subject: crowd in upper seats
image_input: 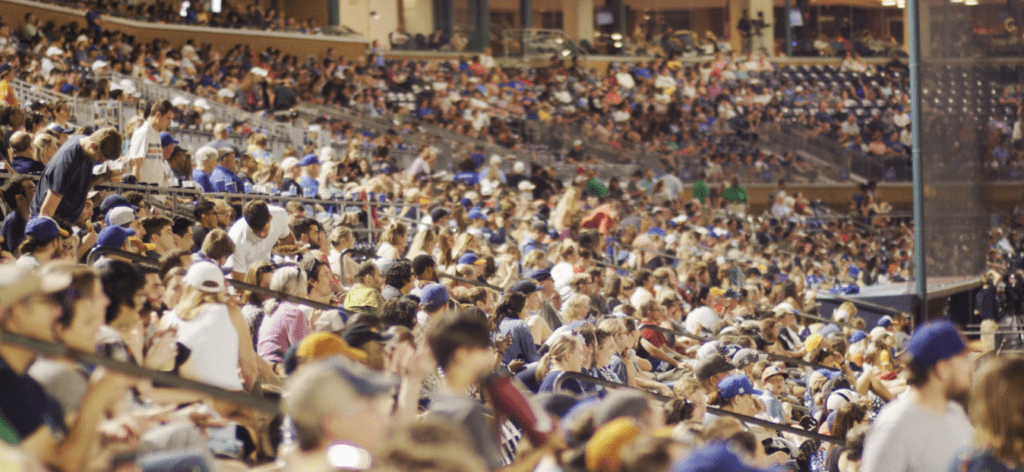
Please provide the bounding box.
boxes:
[3,8,1024,472]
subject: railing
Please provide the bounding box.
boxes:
[502,29,589,59]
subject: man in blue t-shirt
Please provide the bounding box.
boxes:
[31,128,121,226]
[297,154,321,198]
[209,148,245,193]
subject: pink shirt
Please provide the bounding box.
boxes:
[256,301,309,363]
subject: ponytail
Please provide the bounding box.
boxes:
[536,352,554,383]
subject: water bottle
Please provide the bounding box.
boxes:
[243,181,253,193]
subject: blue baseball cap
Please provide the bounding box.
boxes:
[526,268,551,282]
[467,208,487,220]
[99,195,137,215]
[903,320,969,369]
[459,198,472,209]
[818,324,841,338]
[877,316,893,328]
[717,374,763,400]
[457,253,481,265]
[648,227,666,238]
[60,83,79,94]
[97,225,135,249]
[420,283,449,309]
[25,217,69,243]
[511,280,538,295]
[297,153,320,167]
[671,442,770,472]
[159,132,178,148]
[848,330,867,344]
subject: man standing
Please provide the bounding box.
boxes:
[128,100,174,185]
[227,200,293,280]
[31,128,121,225]
[861,320,974,472]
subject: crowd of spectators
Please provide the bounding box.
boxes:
[3,6,1024,472]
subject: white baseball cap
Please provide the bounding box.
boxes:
[184,261,225,293]
[106,206,135,227]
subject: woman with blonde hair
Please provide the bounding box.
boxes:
[32,133,59,166]
[328,226,358,287]
[406,227,436,259]
[950,355,1024,472]
[551,186,582,232]
[377,222,408,260]
[536,334,587,394]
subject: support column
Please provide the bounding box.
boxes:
[469,0,490,51]
[520,0,532,29]
[562,0,594,41]
[606,0,625,42]
[728,0,776,55]
[434,0,454,39]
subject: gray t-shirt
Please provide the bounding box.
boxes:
[429,392,504,471]
[27,358,89,416]
[860,395,972,472]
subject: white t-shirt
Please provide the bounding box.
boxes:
[163,303,243,391]
[227,205,290,275]
[127,121,166,185]
[860,395,972,472]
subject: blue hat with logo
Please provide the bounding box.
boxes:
[457,253,481,265]
[848,330,867,344]
[297,154,320,167]
[903,319,968,369]
[160,132,178,148]
[526,268,551,282]
[671,442,771,472]
[97,225,135,249]
[717,374,763,400]
[420,283,449,309]
[877,316,893,328]
[25,217,69,243]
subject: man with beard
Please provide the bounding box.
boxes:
[292,218,325,251]
[861,320,974,472]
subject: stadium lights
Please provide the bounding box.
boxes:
[561,49,572,57]
[896,0,905,8]
[611,33,623,41]
[964,0,977,5]
[614,41,623,48]
[881,0,896,6]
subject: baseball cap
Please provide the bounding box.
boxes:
[420,283,449,309]
[429,207,450,223]
[60,84,79,94]
[91,59,109,72]
[457,253,482,265]
[284,357,399,431]
[518,180,536,192]
[718,374,764,400]
[526,268,551,282]
[106,206,136,227]
[341,322,394,349]
[96,225,135,248]
[510,280,538,295]
[25,217,69,243]
[585,418,641,472]
[100,195,138,214]
[877,316,893,328]
[760,365,789,383]
[848,330,867,344]
[694,354,735,382]
[298,154,320,167]
[0,64,12,76]
[468,208,487,220]
[825,388,861,412]
[47,123,70,135]
[0,265,72,312]
[902,319,969,370]
[593,389,649,427]
[529,220,547,232]
[697,341,723,360]
[183,261,225,293]
[160,132,178,148]
[296,332,368,363]
[513,162,526,173]
[280,157,299,172]
[671,442,770,472]
[731,348,766,370]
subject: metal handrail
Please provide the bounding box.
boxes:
[552,371,841,445]
[0,328,280,412]
[641,324,833,372]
